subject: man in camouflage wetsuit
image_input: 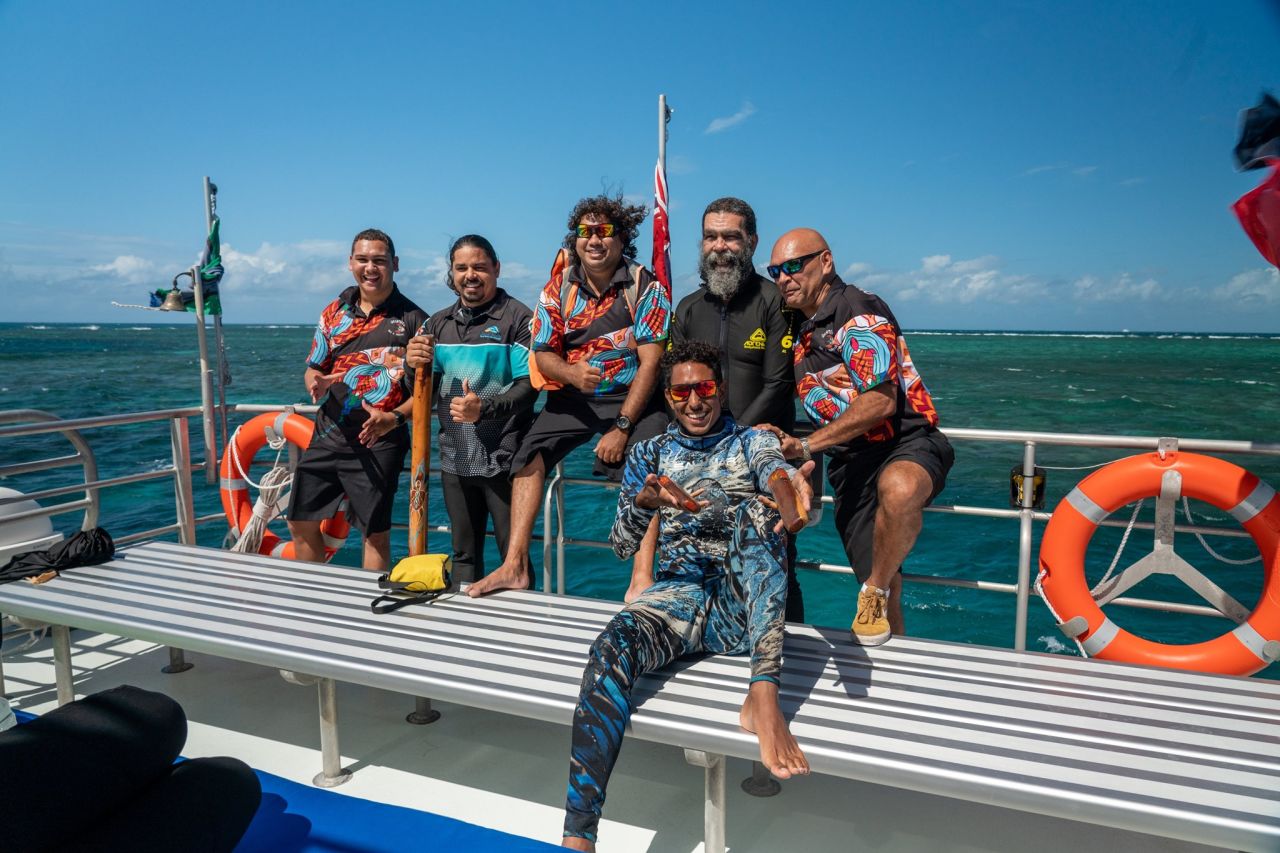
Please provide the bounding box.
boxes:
[561,340,814,851]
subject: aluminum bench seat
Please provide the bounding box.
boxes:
[0,540,1278,853]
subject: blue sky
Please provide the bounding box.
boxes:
[2,0,1278,331]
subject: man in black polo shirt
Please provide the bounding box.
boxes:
[405,235,537,587]
[668,197,807,619]
[763,227,953,646]
[287,228,427,571]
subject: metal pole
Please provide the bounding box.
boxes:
[704,753,726,853]
[1014,441,1037,651]
[542,468,558,594]
[52,625,74,705]
[192,263,217,486]
[555,464,567,595]
[163,415,195,674]
[204,178,230,452]
[313,677,352,787]
[658,94,669,174]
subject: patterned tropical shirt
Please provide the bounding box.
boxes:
[306,284,428,446]
[611,416,792,583]
[530,259,670,413]
[793,276,939,457]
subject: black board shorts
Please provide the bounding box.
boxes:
[827,427,954,582]
[511,392,668,482]
[290,436,409,536]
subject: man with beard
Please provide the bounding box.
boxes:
[661,198,806,618]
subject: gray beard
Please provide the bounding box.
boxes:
[700,248,754,301]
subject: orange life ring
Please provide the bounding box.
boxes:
[219,412,350,561]
[1037,451,1280,676]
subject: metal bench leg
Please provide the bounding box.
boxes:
[161,646,193,674]
[52,625,74,706]
[741,760,781,797]
[684,749,727,853]
[406,695,441,725]
[314,677,352,788]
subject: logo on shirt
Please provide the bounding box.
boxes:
[383,318,407,338]
[744,327,767,350]
[480,324,502,342]
[780,334,794,351]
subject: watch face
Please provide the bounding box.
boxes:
[616,415,633,431]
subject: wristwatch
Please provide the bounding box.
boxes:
[615,414,634,434]
[393,411,407,428]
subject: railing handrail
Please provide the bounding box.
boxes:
[4,404,1275,657]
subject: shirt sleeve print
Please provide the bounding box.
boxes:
[510,305,532,379]
[530,277,565,355]
[306,306,336,371]
[839,314,899,393]
[632,272,671,345]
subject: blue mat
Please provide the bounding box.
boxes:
[236,768,560,852]
[15,708,556,851]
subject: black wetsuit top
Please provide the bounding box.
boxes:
[672,272,797,431]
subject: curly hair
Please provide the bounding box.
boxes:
[661,339,723,389]
[562,193,648,266]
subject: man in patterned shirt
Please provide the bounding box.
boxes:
[404,235,536,587]
[761,228,954,646]
[561,340,813,851]
[468,194,671,597]
[287,229,427,571]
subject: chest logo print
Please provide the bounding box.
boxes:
[480,324,502,341]
[780,334,794,351]
[744,327,767,350]
[384,318,407,338]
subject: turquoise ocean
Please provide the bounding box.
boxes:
[2,322,1278,679]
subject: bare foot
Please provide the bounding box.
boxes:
[562,837,594,851]
[624,569,653,603]
[739,680,809,780]
[466,560,532,598]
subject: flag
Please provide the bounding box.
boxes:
[1233,161,1280,268]
[651,157,672,304]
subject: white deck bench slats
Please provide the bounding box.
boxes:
[0,540,1278,852]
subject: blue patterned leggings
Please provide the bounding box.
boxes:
[563,501,787,842]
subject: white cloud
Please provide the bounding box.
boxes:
[705,101,756,134]
[91,255,156,283]
[1073,165,1098,177]
[1073,273,1162,302]
[1213,267,1280,304]
[843,261,874,277]
[869,254,1050,304]
[1119,177,1148,187]
[1022,163,1066,176]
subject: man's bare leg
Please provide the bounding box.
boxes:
[362,530,391,572]
[865,460,933,635]
[561,837,593,851]
[468,456,544,597]
[624,516,659,603]
[739,680,809,780]
[286,520,325,563]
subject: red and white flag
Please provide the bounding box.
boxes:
[652,157,672,300]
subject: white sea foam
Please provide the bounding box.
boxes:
[1038,635,1070,654]
[27,325,49,330]
[80,325,100,331]
[130,326,152,331]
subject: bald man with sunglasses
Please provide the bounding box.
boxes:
[759,228,954,646]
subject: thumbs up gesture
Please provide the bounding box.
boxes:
[449,378,483,424]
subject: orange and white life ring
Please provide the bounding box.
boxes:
[219,412,349,561]
[1037,451,1280,676]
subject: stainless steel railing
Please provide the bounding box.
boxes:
[3,405,1278,654]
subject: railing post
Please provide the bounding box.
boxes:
[542,466,560,594]
[1014,440,1037,651]
[164,416,196,673]
[555,464,567,595]
[52,625,74,705]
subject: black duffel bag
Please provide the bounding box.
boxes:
[0,528,115,584]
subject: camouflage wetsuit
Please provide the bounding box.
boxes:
[563,416,794,842]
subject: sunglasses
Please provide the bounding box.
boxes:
[766,250,823,281]
[575,223,617,239]
[667,379,719,402]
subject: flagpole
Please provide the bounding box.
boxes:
[658,94,669,176]
[193,177,217,485]
[204,178,230,454]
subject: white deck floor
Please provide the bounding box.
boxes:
[1,626,1225,853]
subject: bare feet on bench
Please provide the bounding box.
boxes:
[562,837,594,851]
[466,561,532,597]
[739,680,809,780]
